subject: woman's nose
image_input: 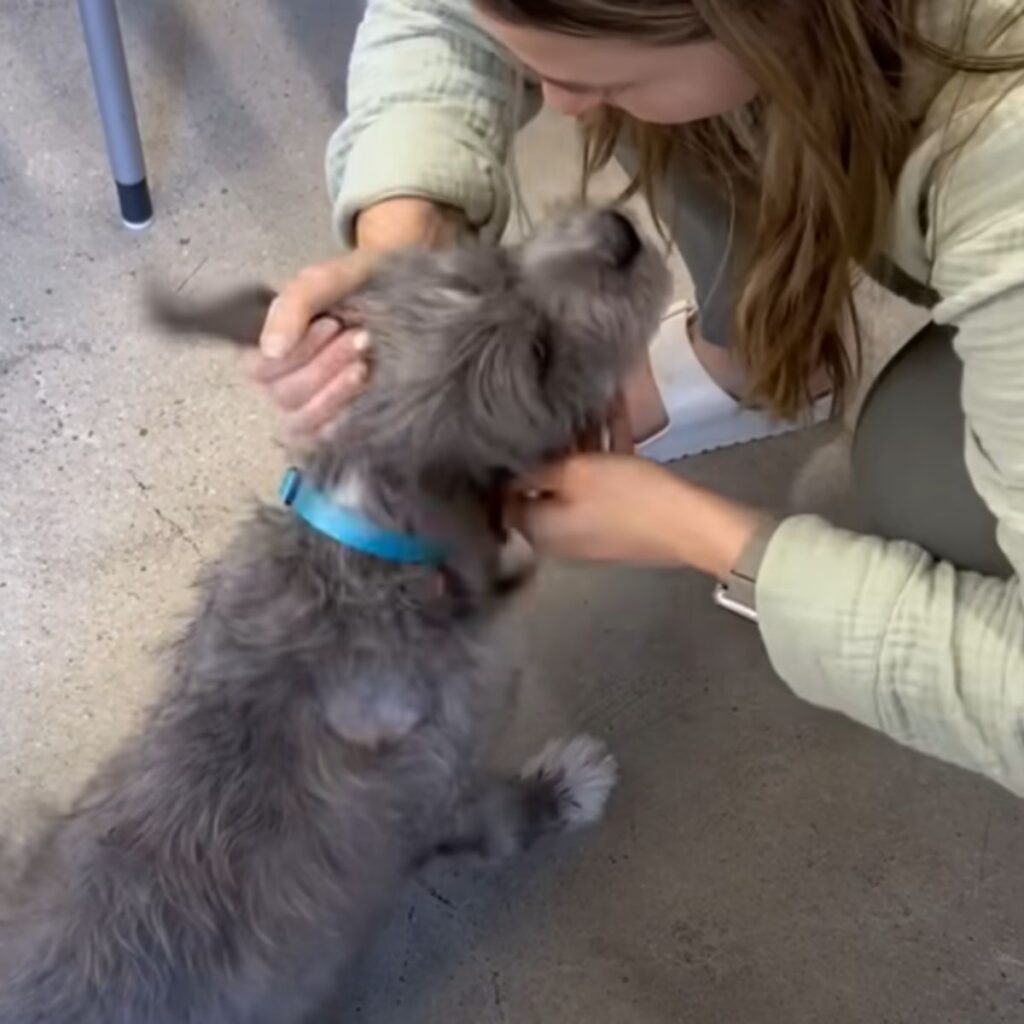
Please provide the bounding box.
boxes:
[540,80,603,118]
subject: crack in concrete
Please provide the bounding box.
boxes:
[491,971,507,1023]
[127,469,201,558]
[175,256,209,295]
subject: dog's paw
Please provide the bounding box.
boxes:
[520,734,618,829]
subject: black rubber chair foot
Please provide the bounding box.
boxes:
[116,178,153,230]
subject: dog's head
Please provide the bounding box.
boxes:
[336,207,670,485]
[148,208,670,571]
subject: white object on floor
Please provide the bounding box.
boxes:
[638,299,831,463]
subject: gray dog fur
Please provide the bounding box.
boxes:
[0,209,670,1023]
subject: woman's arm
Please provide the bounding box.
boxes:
[514,451,1024,796]
[521,98,1024,796]
[252,1,540,441]
[328,0,540,247]
[514,99,1024,795]
[758,100,1024,796]
[511,455,763,577]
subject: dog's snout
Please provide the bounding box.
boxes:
[603,210,642,267]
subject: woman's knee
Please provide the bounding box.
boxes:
[851,322,1012,578]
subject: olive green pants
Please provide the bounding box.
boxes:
[645,155,1012,578]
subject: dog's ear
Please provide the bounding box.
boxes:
[461,309,559,453]
[468,309,625,465]
[145,283,277,347]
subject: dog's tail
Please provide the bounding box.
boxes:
[145,283,276,348]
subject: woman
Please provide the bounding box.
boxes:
[252,0,1024,794]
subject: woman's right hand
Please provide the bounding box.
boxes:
[249,197,465,446]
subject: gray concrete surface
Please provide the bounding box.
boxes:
[1,2,1022,1021]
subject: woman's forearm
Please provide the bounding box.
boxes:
[512,454,765,575]
[660,480,765,579]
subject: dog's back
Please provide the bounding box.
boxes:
[0,509,502,1024]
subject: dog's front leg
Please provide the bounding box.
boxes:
[432,734,618,863]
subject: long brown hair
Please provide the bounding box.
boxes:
[479,0,1024,417]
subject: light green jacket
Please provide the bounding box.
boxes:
[329,0,1024,795]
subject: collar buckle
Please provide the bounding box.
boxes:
[279,466,302,507]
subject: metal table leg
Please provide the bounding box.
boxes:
[77,0,153,229]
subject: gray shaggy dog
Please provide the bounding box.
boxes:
[0,208,670,1023]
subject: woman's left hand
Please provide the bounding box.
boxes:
[507,453,764,578]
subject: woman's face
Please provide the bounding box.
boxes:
[474,8,759,123]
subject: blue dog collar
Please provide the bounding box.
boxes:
[279,467,446,566]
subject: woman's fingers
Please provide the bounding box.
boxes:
[244,249,383,447]
[259,251,377,358]
[265,327,366,412]
[245,317,346,385]
[506,453,704,567]
[244,320,370,445]
[281,356,369,443]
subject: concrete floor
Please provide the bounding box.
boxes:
[1,2,1022,1021]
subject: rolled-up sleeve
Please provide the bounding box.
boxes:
[327,0,538,246]
[754,104,1024,796]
